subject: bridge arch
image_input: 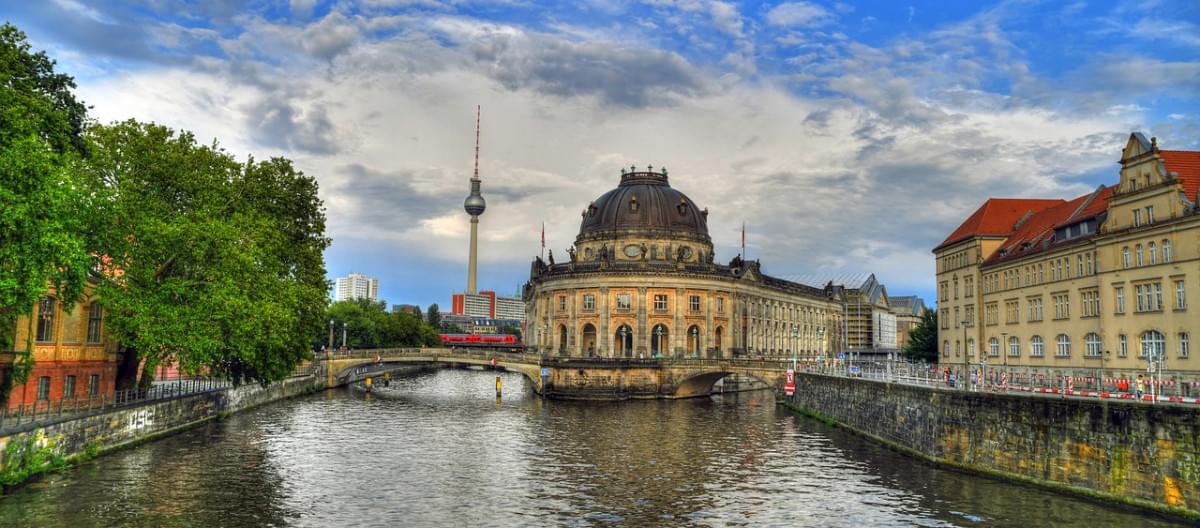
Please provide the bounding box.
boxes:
[673,369,782,399]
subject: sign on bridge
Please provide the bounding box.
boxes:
[785,369,795,396]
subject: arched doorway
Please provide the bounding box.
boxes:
[713,326,723,358]
[651,324,669,357]
[558,324,568,355]
[581,324,597,357]
[687,325,701,357]
[615,325,633,357]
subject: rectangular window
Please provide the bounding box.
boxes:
[941,308,949,329]
[689,295,701,313]
[940,282,948,301]
[64,375,76,399]
[1053,294,1070,319]
[1178,281,1187,310]
[654,294,668,311]
[36,376,51,401]
[1005,301,1018,324]
[1133,209,1142,227]
[583,294,595,311]
[616,294,631,311]
[1146,205,1155,224]
[1119,335,1128,357]
[1115,287,1125,314]
[86,302,103,343]
[1182,333,1190,358]
[558,296,566,311]
[88,374,100,396]
[716,298,725,313]
[1031,337,1044,357]
[36,297,56,343]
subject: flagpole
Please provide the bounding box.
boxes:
[741,221,746,259]
[541,222,545,261]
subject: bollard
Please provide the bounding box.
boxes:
[495,376,503,398]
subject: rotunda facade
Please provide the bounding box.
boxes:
[524,167,845,359]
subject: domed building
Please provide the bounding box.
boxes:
[524,166,846,359]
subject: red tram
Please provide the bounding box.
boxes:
[439,333,523,351]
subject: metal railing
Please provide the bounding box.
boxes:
[0,376,232,433]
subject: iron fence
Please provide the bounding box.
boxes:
[0,376,231,433]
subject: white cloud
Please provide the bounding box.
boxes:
[766,2,833,27]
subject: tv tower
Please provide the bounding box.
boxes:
[463,106,486,295]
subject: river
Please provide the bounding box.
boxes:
[0,368,1181,527]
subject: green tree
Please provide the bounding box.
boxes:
[425,304,441,330]
[903,308,938,363]
[0,24,92,397]
[83,120,330,388]
[326,299,439,349]
[498,323,522,343]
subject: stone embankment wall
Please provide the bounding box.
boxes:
[787,373,1200,519]
[0,375,325,486]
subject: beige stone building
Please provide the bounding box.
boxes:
[524,167,845,360]
[888,296,927,350]
[935,133,1199,388]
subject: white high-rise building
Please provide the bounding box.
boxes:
[334,273,379,302]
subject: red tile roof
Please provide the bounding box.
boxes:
[1161,150,1200,201]
[935,198,1064,252]
[983,186,1112,267]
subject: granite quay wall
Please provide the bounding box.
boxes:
[785,373,1200,519]
[0,374,325,489]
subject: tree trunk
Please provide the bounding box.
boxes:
[115,346,140,391]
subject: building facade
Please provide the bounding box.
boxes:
[2,283,120,410]
[888,295,927,350]
[450,290,526,322]
[935,133,1199,386]
[334,273,379,302]
[524,167,844,359]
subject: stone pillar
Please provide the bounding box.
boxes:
[705,292,715,357]
[637,287,647,355]
[599,287,610,356]
[568,288,578,357]
[674,287,685,357]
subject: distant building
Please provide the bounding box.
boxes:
[451,290,525,322]
[888,296,927,350]
[843,274,903,355]
[334,273,379,302]
[392,304,421,316]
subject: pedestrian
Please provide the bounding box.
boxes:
[1136,375,1145,399]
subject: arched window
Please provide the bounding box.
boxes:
[1056,334,1071,357]
[988,337,999,357]
[1008,336,1020,357]
[558,324,568,354]
[1030,335,1044,357]
[1085,333,1102,357]
[1122,247,1131,269]
[615,324,634,357]
[1141,330,1165,358]
[651,324,669,357]
[1163,239,1172,263]
[943,340,950,357]
[714,326,724,355]
[1149,242,1157,265]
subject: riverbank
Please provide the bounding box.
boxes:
[780,372,1200,522]
[0,374,326,491]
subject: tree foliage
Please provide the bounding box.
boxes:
[0,24,91,391]
[903,308,938,363]
[325,299,439,349]
[83,120,331,388]
[425,303,441,330]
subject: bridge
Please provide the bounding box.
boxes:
[322,348,791,400]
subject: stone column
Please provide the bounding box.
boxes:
[705,292,715,357]
[568,288,578,357]
[674,287,685,357]
[637,287,648,355]
[599,286,610,356]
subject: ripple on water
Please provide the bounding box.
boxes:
[0,369,1187,527]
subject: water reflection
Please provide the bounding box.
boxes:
[0,368,1182,527]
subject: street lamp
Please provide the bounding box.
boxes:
[691,326,700,358]
[791,324,799,372]
[654,326,664,358]
[619,326,628,358]
[961,319,970,390]
[817,326,826,372]
[328,319,335,353]
[342,321,348,349]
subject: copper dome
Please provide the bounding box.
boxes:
[576,167,710,245]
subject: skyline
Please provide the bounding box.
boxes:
[5,0,1198,309]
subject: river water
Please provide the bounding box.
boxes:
[0,368,1181,527]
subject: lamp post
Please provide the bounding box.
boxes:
[961,319,969,391]
[817,326,826,372]
[341,322,348,349]
[654,326,664,359]
[691,326,700,358]
[791,324,799,372]
[328,319,335,353]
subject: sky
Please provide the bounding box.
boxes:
[5,0,1198,310]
